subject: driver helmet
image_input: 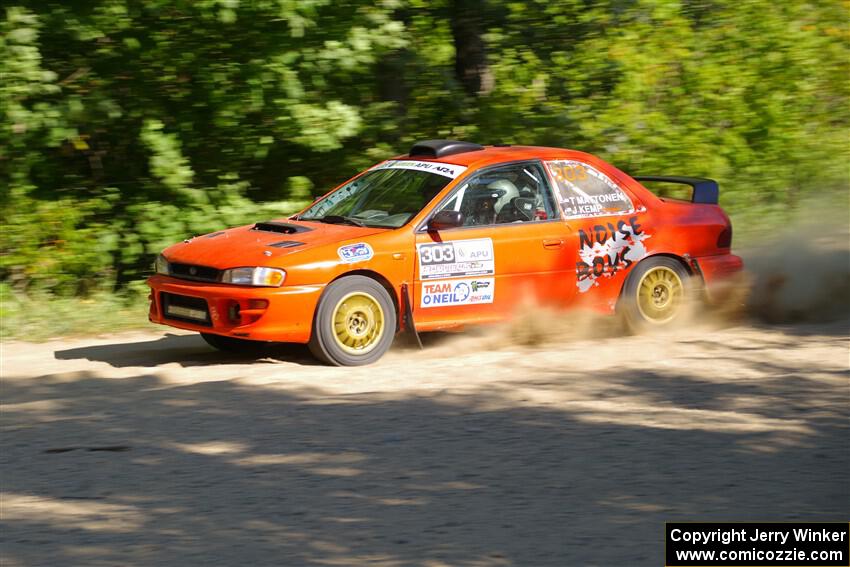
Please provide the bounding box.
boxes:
[487,179,519,213]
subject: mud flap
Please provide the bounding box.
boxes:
[684,254,707,300]
[401,283,423,350]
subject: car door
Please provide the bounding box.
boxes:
[543,159,648,303]
[412,161,576,330]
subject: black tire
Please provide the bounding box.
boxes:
[309,275,397,366]
[200,332,268,354]
[619,256,693,333]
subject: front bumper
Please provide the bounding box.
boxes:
[147,274,324,343]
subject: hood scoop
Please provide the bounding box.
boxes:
[252,221,313,234]
[268,240,305,249]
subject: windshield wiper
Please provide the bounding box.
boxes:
[318,215,367,227]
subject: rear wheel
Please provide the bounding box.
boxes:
[620,256,692,332]
[309,276,396,366]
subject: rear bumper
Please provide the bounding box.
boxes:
[694,253,745,301]
[147,275,324,343]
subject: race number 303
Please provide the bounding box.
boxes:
[417,238,495,280]
[419,243,455,265]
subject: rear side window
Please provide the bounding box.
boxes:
[545,160,633,218]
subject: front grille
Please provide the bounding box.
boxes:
[161,292,212,327]
[169,263,221,283]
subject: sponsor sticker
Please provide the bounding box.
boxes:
[420,278,494,308]
[417,238,494,280]
[545,160,634,218]
[371,160,467,179]
[576,215,650,293]
[338,242,374,263]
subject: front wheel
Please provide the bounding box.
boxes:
[619,256,693,332]
[309,275,397,366]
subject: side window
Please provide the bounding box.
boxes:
[545,161,634,218]
[435,162,559,227]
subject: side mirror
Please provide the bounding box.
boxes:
[428,210,463,231]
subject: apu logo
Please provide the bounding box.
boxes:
[338,242,374,263]
[465,249,490,260]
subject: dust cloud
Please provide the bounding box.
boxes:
[428,207,849,353]
[742,216,850,324]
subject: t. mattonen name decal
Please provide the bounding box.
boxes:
[576,216,651,293]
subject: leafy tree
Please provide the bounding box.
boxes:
[1,0,847,296]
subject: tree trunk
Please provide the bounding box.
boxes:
[449,0,493,96]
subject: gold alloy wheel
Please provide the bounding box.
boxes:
[636,266,684,324]
[331,292,385,355]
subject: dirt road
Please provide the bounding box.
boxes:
[1,319,848,566]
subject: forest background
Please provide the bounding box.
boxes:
[1,0,848,337]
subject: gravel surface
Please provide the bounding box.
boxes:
[1,320,848,566]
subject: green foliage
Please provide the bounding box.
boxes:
[1,183,310,295]
[479,0,850,214]
[0,282,152,341]
[140,119,195,193]
[1,0,848,308]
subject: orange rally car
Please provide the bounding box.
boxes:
[147,140,743,365]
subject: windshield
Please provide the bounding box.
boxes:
[297,166,456,228]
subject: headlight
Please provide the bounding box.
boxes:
[221,267,286,287]
[155,254,169,275]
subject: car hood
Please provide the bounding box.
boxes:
[162,219,387,269]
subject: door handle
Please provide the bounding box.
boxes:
[542,239,564,249]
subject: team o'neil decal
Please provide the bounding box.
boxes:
[417,238,494,280]
[421,278,494,308]
[338,242,374,263]
[577,216,650,293]
[371,160,467,179]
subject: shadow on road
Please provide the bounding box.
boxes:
[54,333,318,368]
[2,358,847,566]
[53,330,463,369]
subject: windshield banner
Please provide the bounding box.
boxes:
[371,160,467,179]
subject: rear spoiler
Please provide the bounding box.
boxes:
[632,176,719,205]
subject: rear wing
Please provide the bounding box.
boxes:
[632,176,719,205]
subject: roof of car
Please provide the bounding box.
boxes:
[392,143,593,169]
